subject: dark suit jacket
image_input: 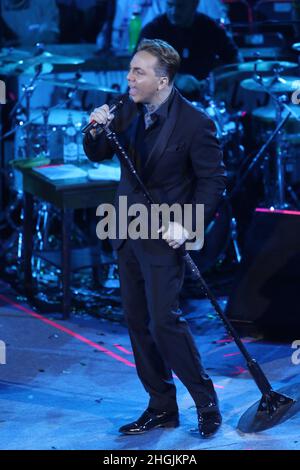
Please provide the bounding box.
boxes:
[84,88,226,259]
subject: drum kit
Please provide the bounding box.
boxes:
[193,55,300,272]
[0,45,119,166]
[0,45,120,274]
[238,67,300,209]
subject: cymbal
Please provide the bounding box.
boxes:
[240,76,300,93]
[214,61,298,81]
[0,48,31,61]
[252,104,300,139]
[30,51,84,65]
[1,61,53,75]
[40,76,118,93]
[0,47,84,65]
[0,47,84,75]
[252,104,300,122]
[292,42,300,52]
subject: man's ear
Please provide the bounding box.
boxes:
[158,76,169,89]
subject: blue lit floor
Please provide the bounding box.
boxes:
[0,279,299,450]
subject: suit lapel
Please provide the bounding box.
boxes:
[142,90,181,184]
[128,114,140,165]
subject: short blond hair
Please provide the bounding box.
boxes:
[137,39,181,83]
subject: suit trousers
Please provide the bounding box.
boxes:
[117,237,217,412]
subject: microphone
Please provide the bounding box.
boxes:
[82,94,127,135]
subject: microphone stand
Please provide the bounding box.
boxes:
[103,125,296,433]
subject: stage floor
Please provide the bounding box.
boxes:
[0,279,299,451]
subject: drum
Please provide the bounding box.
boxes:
[192,101,244,176]
[29,108,88,160]
[192,101,238,147]
[252,104,300,190]
[252,104,300,140]
[13,108,89,192]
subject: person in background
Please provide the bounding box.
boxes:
[293,0,300,41]
[199,0,228,21]
[57,0,116,47]
[137,0,240,98]
[111,0,229,52]
[1,0,59,46]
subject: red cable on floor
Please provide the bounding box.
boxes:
[0,294,225,389]
[0,294,136,368]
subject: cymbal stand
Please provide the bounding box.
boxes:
[32,202,50,279]
[40,107,50,157]
[26,68,49,158]
[8,65,43,158]
[0,100,5,220]
[251,67,300,208]
[274,95,288,208]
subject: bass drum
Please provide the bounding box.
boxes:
[192,100,237,147]
[30,108,88,160]
[190,199,232,273]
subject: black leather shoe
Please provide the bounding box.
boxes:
[119,408,179,435]
[197,403,222,438]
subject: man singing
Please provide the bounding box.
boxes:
[84,39,226,438]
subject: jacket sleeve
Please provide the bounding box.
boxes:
[190,116,227,228]
[83,97,136,163]
[83,128,115,163]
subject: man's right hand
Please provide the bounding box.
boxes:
[89,104,115,138]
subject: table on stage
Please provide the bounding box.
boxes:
[18,165,118,319]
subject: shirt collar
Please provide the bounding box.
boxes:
[147,87,175,120]
[136,87,175,119]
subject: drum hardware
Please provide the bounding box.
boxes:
[41,107,50,158]
[5,63,45,160]
[39,75,119,94]
[32,202,52,280]
[230,216,242,264]
[213,60,298,83]
[196,110,292,271]
[252,104,300,199]
[287,185,300,210]
[26,106,88,162]
[241,67,300,209]
[1,84,83,157]
[0,90,86,264]
[0,49,115,290]
[190,89,246,270]
[212,59,299,108]
[191,198,236,272]
[192,98,243,150]
[240,75,300,93]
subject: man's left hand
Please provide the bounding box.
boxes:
[158,222,189,249]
